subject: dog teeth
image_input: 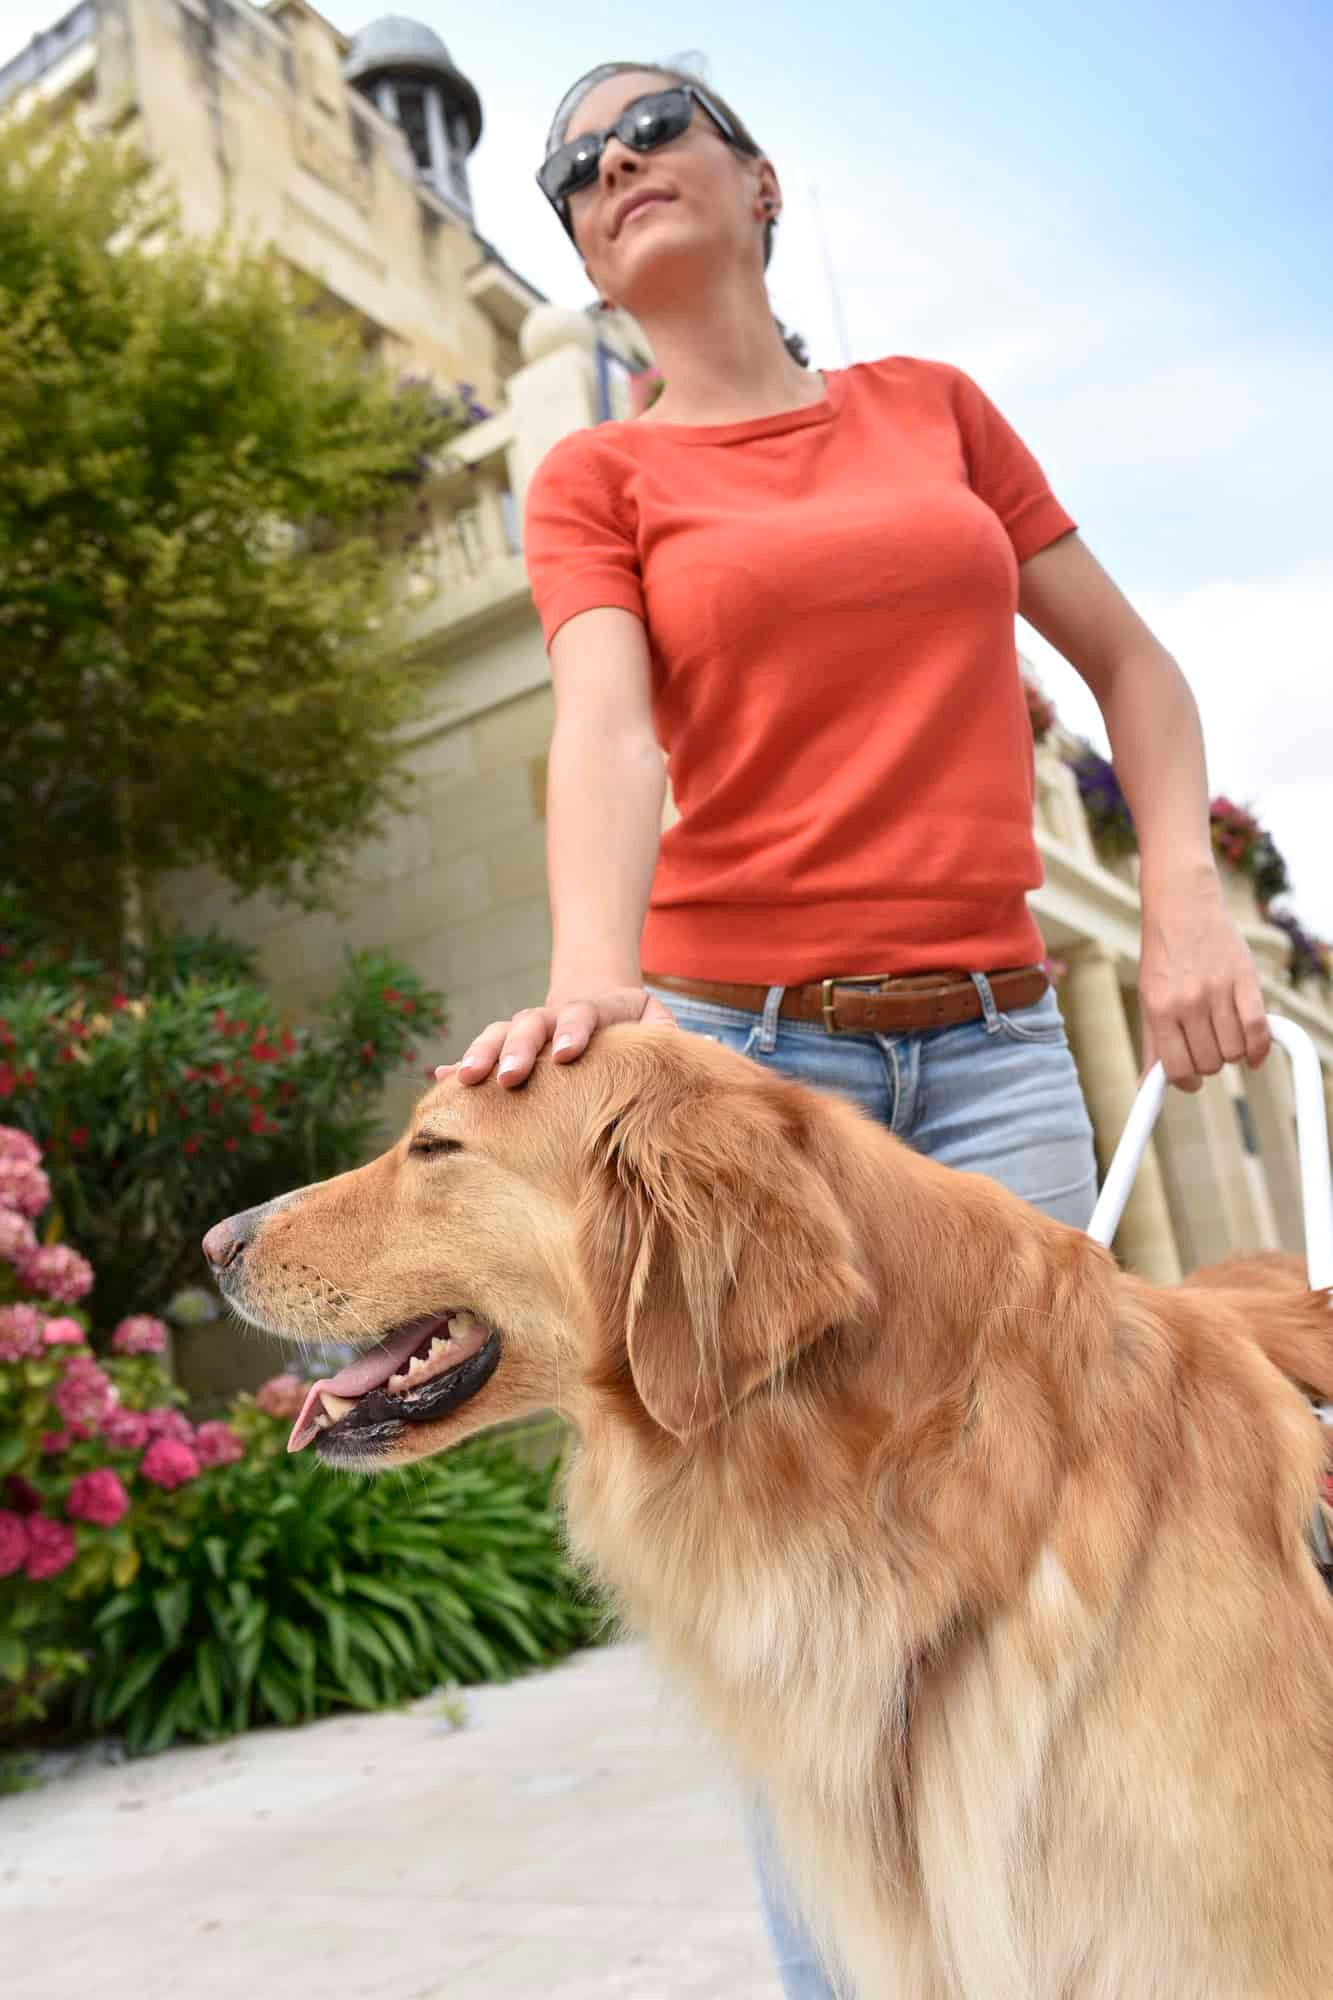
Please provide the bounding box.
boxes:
[319,1391,356,1423]
[451,1311,480,1336]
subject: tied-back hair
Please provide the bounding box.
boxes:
[546,60,810,368]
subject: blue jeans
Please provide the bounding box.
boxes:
[647,976,1098,2000]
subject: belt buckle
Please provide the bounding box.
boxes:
[820,973,893,1034]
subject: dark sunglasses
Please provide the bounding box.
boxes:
[537,85,757,228]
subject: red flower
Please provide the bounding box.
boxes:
[183,1135,203,1157]
[0,1066,14,1100]
[194,1421,244,1468]
[0,1512,27,1577]
[224,1137,239,1153]
[381,987,402,1003]
[24,1513,77,1580]
[359,1042,374,1065]
[140,1438,200,1490]
[401,999,417,1016]
[67,1468,131,1527]
[68,1126,88,1150]
[248,1110,266,1136]
[110,993,129,1011]
[281,1030,297,1055]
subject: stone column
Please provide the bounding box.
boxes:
[1244,1021,1308,1257]
[1060,942,1182,1281]
[1153,1069,1277,1270]
[505,308,603,507]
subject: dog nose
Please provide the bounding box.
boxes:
[202,1215,247,1273]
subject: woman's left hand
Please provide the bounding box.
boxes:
[1138,877,1270,1091]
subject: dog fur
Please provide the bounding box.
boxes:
[212,1026,1333,1997]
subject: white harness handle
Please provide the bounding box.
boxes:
[1085,1013,1333,1428]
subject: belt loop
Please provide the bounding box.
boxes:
[758,985,785,1054]
[970,971,1001,1033]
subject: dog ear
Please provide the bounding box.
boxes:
[577,1080,871,1442]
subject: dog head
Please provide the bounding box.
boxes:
[203,1025,876,1468]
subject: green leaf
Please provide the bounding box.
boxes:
[105,1647,168,1722]
[152,1580,192,1649]
[0,1634,29,1683]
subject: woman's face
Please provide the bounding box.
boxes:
[561,70,777,310]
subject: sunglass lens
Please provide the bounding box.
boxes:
[542,135,601,203]
[620,91,691,152]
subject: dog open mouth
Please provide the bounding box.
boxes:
[287,1311,501,1456]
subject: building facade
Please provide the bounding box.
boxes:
[5,6,1332,1319]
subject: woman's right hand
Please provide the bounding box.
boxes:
[439,984,676,1089]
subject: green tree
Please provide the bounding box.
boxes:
[0,111,463,961]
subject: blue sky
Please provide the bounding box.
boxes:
[5,0,1330,931]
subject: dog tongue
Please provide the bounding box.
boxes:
[287,1319,447,1454]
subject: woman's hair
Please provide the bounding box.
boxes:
[546,61,808,365]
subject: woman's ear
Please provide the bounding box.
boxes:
[577,1075,872,1442]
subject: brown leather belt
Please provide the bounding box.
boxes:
[643,965,1049,1036]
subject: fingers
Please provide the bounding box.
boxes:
[1143,973,1270,1094]
[641,994,677,1027]
[1235,975,1271,1069]
[445,1012,555,1090]
[550,1002,602,1063]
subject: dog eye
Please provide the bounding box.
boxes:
[410,1136,463,1158]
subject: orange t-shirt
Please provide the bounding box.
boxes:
[523,356,1075,984]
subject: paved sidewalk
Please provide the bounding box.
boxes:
[2,1642,778,1999]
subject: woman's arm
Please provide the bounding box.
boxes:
[450,607,673,1088]
[1018,533,1269,1091]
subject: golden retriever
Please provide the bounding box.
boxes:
[204,1025,1333,1998]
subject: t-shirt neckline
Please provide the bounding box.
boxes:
[625,369,844,445]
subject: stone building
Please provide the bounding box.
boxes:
[4,4,1332,1316]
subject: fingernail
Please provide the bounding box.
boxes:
[553,1035,574,1053]
[498,1058,520,1076]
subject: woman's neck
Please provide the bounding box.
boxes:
[632,272,825,427]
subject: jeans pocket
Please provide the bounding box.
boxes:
[993,992,1068,1046]
[646,989,762,1058]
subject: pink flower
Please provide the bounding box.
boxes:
[110,1314,169,1356]
[255,1373,305,1418]
[0,1156,50,1217]
[24,1513,78,1580]
[139,1438,200,1490]
[42,1316,86,1347]
[101,1408,151,1451]
[53,1355,117,1429]
[16,1242,94,1303]
[193,1421,244,1468]
[0,1208,37,1262]
[41,1430,73,1454]
[0,1126,41,1167]
[66,1468,131,1527]
[143,1407,193,1444]
[0,1303,44,1361]
[0,1511,27,1577]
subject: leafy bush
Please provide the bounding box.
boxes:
[1069,747,1138,863]
[1208,796,1291,908]
[75,1411,598,1755]
[2,1124,599,1753]
[0,894,445,1324]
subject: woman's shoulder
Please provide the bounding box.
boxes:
[531,422,641,488]
[842,353,977,401]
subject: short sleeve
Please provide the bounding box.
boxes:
[947,369,1076,563]
[522,431,646,647]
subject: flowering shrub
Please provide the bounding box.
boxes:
[70,1392,600,1755]
[1267,911,1332,991]
[1208,797,1290,908]
[2,1125,600,1752]
[1023,676,1056,744]
[0,897,446,1325]
[0,1123,224,1727]
[1069,748,1138,862]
